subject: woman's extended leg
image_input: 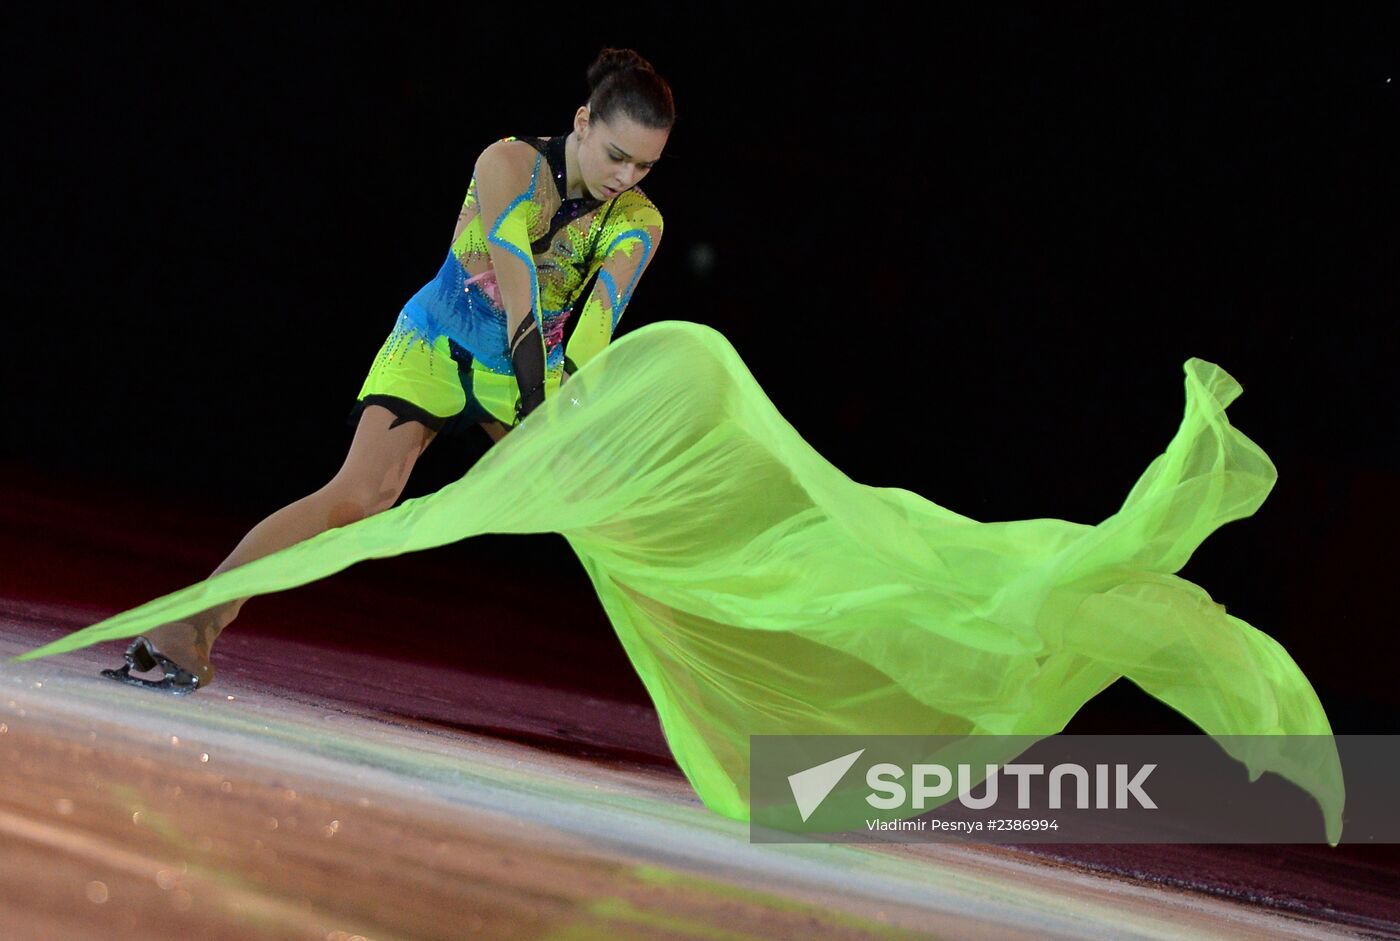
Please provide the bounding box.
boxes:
[115,404,437,692]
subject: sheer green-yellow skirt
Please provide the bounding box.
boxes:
[11,321,1344,843]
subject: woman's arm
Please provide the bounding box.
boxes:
[483,206,661,447]
[473,139,549,423]
[563,203,664,377]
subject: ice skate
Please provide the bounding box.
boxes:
[100,620,217,694]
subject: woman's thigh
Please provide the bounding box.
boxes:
[331,403,437,511]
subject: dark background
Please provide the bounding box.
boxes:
[5,4,1396,731]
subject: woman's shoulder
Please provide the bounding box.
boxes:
[475,136,546,173]
[611,186,663,230]
[483,133,543,150]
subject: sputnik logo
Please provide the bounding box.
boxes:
[787,748,865,821]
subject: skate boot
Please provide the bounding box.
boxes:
[101,620,218,694]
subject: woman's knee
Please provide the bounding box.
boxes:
[318,480,399,524]
[325,493,375,527]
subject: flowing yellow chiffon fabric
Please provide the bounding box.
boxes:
[11,321,1344,843]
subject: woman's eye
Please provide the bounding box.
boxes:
[609,154,654,170]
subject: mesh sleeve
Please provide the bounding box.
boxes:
[564,205,664,375]
[474,140,548,423]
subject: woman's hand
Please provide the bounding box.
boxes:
[483,373,567,444]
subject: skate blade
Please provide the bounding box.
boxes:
[100,638,201,695]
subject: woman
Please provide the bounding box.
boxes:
[101,47,672,694]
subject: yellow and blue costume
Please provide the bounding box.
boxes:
[348,133,663,433]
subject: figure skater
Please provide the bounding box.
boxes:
[101,46,673,694]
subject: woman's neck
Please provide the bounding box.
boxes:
[563,131,590,200]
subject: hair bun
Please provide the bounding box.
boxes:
[587,47,653,93]
[583,47,676,130]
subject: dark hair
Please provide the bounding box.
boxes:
[586,47,676,130]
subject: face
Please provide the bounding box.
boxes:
[575,107,669,200]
